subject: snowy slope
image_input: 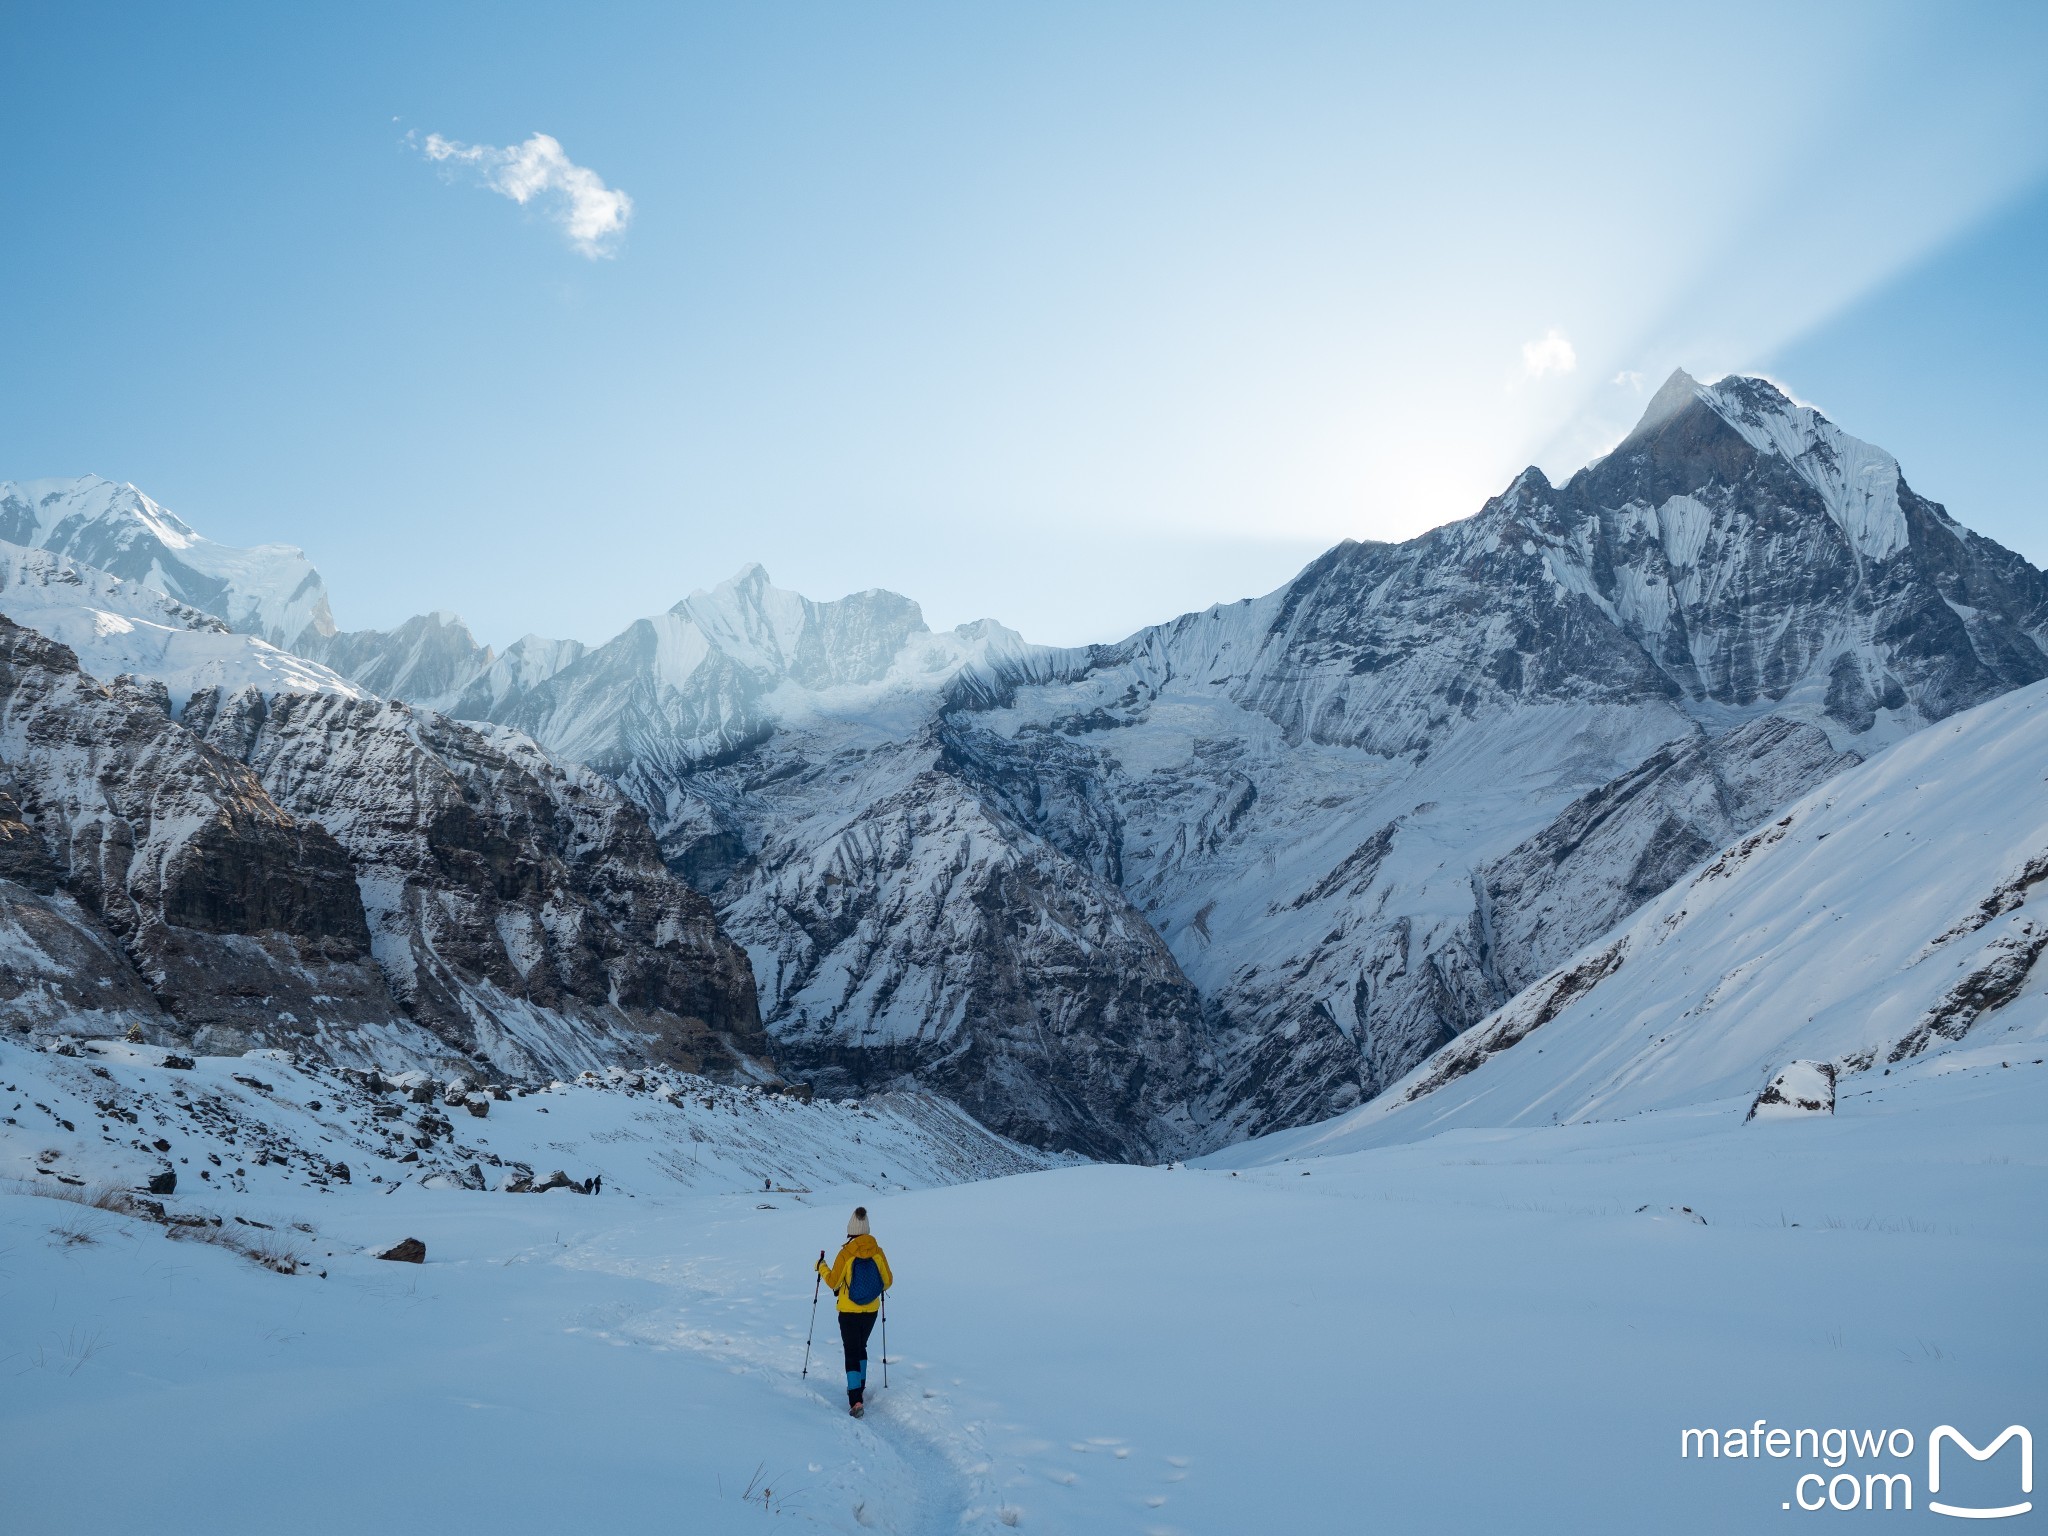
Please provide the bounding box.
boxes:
[1232,676,2048,1161]
[0,476,335,648]
[0,539,363,709]
[0,1036,1049,1208]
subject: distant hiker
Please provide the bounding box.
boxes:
[591,1173,602,1195]
[817,1207,892,1417]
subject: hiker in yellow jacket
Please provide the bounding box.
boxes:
[817,1206,893,1417]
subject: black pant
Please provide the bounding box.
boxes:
[838,1309,878,1403]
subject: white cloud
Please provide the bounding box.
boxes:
[1520,328,1577,379]
[1613,369,1644,389]
[417,132,633,258]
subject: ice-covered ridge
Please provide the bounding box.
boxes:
[1684,373,1911,563]
[0,539,364,710]
[0,474,335,647]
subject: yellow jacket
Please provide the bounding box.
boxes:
[818,1235,893,1313]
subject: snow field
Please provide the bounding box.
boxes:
[3,1036,2043,1534]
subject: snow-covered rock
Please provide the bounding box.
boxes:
[0,614,400,1055]
[1747,1060,1837,1122]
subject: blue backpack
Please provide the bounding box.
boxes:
[847,1254,884,1306]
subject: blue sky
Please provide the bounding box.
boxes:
[3,2,2044,647]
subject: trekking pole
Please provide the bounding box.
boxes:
[879,1289,889,1390]
[800,1249,824,1379]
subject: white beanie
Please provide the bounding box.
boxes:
[847,1206,870,1237]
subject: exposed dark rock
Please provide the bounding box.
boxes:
[188,689,768,1080]
[375,1237,426,1263]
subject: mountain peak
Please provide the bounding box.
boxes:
[1619,367,1703,447]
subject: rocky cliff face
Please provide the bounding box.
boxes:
[186,688,767,1080]
[0,615,394,1055]
[1478,714,1859,997]
[0,614,766,1082]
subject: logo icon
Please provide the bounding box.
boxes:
[1929,1425,2032,1520]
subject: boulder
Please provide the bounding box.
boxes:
[463,1095,489,1118]
[146,1167,177,1195]
[533,1169,576,1193]
[162,1054,195,1071]
[1746,1060,1837,1122]
[376,1237,427,1264]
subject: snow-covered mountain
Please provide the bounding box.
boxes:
[0,476,335,648]
[378,369,2044,1155]
[1236,672,2048,1160]
[945,370,2041,1137]
[491,564,1041,771]
[0,539,362,707]
[17,369,2045,1158]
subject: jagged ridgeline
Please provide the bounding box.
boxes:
[3,370,2045,1157]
